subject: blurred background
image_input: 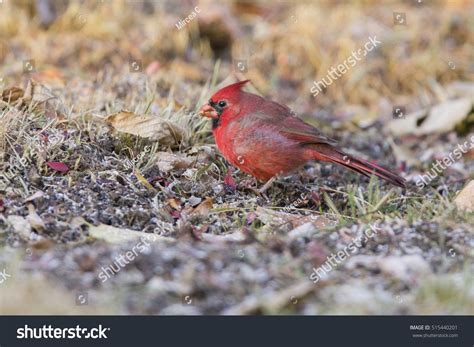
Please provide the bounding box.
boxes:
[0,0,473,315]
[1,0,472,113]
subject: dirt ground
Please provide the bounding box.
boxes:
[0,0,473,315]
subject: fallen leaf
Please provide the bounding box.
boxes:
[224,168,237,192]
[386,98,472,136]
[171,210,181,219]
[167,198,181,210]
[88,224,174,244]
[29,238,54,251]
[46,161,69,173]
[191,197,213,217]
[385,109,428,136]
[1,87,24,104]
[105,111,185,146]
[418,98,472,134]
[155,152,192,173]
[454,180,474,212]
[26,207,46,233]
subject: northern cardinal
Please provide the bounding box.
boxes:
[199,80,405,190]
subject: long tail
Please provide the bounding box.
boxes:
[312,145,406,188]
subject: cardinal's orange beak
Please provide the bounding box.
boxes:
[199,104,219,119]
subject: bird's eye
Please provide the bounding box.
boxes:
[218,100,227,108]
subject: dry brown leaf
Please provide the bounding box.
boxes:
[167,198,181,210]
[191,197,213,217]
[386,98,472,136]
[26,203,46,233]
[454,180,474,213]
[1,81,56,109]
[155,152,193,173]
[105,111,185,146]
[1,86,24,104]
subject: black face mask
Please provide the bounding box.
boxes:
[208,99,225,129]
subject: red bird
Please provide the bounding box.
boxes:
[199,80,405,190]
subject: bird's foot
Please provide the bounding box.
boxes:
[241,177,276,201]
[251,177,277,200]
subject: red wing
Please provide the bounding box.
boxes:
[256,99,338,146]
[278,116,338,146]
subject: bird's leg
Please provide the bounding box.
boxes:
[258,176,277,194]
[243,176,278,199]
